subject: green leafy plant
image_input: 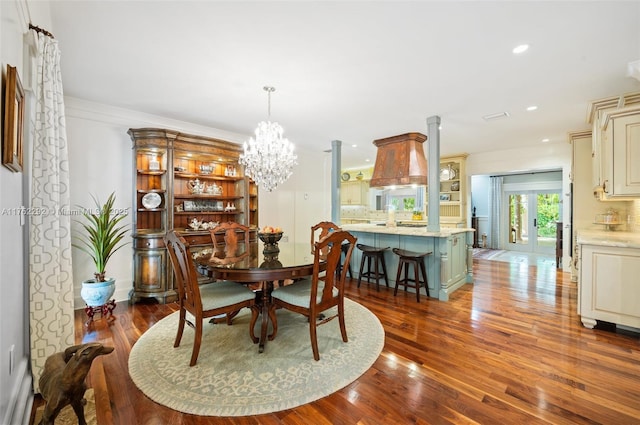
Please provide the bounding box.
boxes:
[73,192,129,282]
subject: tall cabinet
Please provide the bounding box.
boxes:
[129,128,258,303]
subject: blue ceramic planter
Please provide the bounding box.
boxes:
[81,278,116,307]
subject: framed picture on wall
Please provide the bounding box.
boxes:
[3,65,24,172]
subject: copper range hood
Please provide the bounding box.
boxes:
[369,132,428,188]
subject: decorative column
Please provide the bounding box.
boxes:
[331,140,341,224]
[426,116,441,232]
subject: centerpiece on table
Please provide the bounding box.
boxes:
[258,225,283,255]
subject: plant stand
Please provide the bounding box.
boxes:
[84,299,116,327]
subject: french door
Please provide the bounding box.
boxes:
[506,190,561,254]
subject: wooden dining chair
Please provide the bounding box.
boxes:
[269,230,357,361]
[310,221,340,256]
[165,230,258,366]
[209,221,251,263]
[310,221,352,279]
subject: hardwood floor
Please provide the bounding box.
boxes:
[34,258,640,424]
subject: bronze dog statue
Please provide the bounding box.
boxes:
[38,342,114,425]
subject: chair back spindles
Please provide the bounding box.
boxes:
[209,222,251,262]
[310,221,341,256]
[165,231,202,311]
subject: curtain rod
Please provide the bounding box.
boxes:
[29,23,54,39]
[490,169,561,178]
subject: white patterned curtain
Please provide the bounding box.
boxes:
[29,32,74,393]
[489,176,503,249]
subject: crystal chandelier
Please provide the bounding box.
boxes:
[239,86,297,192]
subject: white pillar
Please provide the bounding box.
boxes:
[331,140,342,223]
[427,116,441,232]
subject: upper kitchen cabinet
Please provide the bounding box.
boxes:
[601,105,640,197]
[588,92,640,199]
[341,178,369,205]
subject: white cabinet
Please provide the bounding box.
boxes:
[341,180,369,205]
[588,97,619,191]
[579,243,640,329]
[601,106,640,197]
[588,92,640,199]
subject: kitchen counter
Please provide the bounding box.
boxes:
[341,223,474,301]
[576,229,640,249]
[341,223,473,237]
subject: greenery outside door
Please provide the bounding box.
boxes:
[506,190,560,254]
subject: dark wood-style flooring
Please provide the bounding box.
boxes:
[32,258,640,424]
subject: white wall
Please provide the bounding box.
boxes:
[258,146,333,246]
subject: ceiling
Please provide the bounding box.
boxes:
[47,1,640,170]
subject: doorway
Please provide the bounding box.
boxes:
[506,190,561,255]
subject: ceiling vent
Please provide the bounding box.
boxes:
[482,111,510,121]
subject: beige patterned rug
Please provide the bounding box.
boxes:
[128,298,384,416]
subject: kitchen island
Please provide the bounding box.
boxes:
[577,229,640,330]
[340,223,474,301]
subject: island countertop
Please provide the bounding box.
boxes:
[340,223,474,237]
[576,229,640,249]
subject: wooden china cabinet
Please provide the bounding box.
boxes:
[129,128,258,303]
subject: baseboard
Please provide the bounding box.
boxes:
[2,358,33,425]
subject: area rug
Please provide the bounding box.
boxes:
[128,298,384,416]
[34,389,96,425]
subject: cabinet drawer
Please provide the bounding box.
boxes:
[180,233,212,246]
[134,237,165,249]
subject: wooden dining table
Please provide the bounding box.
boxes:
[194,241,326,353]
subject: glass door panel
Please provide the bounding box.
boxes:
[507,190,560,254]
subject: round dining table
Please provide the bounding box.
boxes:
[195,241,327,353]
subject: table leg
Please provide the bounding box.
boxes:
[258,281,271,353]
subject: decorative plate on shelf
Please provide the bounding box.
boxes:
[341,172,351,182]
[141,192,162,209]
[439,166,456,181]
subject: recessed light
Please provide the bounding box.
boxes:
[352,144,357,148]
[513,44,529,54]
[365,159,370,162]
[541,138,550,143]
[526,106,538,111]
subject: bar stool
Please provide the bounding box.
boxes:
[356,244,389,291]
[392,248,432,302]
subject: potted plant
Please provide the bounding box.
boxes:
[73,192,129,307]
